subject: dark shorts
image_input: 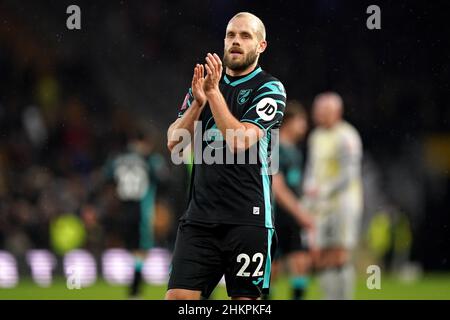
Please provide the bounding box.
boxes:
[274,218,308,259]
[120,201,142,250]
[168,221,277,298]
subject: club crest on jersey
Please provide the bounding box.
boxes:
[237,89,252,105]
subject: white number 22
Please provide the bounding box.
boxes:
[236,253,264,277]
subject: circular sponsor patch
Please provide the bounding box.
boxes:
[256,98,277,121]
[204,116,225,150]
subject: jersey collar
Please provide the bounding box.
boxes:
[223,65,262,87]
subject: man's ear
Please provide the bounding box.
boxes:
[258,40,267,54]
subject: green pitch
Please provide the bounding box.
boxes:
[1,274,449,300]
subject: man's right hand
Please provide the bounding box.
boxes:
[192,64,206,107]
[167,64,207,153]
[296,208,315,231]
[295,206,319,255]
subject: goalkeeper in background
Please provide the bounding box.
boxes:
[303,92,363,300]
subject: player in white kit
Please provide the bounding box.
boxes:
[302,92,363,300]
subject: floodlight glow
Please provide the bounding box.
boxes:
[102,249,134,285]
[26,249,56,287]
[63,249,97,287]
[0,251,18,288]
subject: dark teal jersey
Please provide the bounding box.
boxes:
[104,151,167,249]
[177,66,287,228]
[104,151,166,203]
[278,143,303,196]
[274,142,303,224]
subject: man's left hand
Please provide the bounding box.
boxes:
[203,53,223,94]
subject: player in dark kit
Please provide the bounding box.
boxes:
[104,131,167,298]
[166,12,286,300]
[270,101,315,300]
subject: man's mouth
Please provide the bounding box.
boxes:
[229,48,243,55]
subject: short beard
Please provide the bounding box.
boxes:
[223,49,259,72]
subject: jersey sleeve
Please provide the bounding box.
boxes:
[102,157,115,181]
[302,133,316,192]
[240,80,287,130]
[177,88,195,118]
[148,153,171,198]
[320,130,363,198]
[277,146,288,176]
[339,130,363,162]
[148,153,169,184]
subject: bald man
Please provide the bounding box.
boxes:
[166,12,286,300]
[302,92,363,300]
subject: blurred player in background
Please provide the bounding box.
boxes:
[303,92,363,300]
[270,101,314,300]
[103,130,168,299]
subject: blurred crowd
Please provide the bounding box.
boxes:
[0,31,189,257]
[0,60,187,258]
